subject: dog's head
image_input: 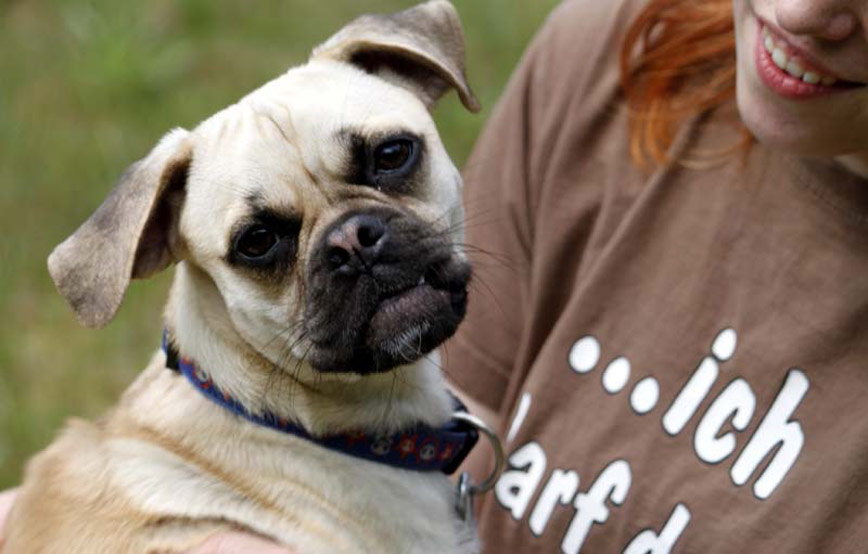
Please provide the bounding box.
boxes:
[48,1,479,375]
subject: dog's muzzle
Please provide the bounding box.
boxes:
[304,208,470,374]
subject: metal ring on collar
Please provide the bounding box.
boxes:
[451,411,505,495]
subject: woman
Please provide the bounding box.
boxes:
[3,1,866,553]
[448,0,868,552]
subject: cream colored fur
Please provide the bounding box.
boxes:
[3,2,480,552]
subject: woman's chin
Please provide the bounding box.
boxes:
[736,81,858,158]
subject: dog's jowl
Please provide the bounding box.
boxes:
[3,2,485,553]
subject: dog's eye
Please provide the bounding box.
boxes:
[235,226,279,259]
[373,139,415,174]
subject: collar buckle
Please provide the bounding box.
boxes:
[451,411,505,521]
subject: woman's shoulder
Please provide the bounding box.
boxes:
[547,0,647,35]
[515,0,647,132]
[529,0,647,78]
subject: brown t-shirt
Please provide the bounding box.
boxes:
[446,0,868,552]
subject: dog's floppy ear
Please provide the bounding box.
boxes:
[312,0,480,112]
[48,128,192,328]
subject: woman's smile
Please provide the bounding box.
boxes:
[755,21,866,98]
[734,0,868,167]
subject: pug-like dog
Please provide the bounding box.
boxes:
[2,2,485,553]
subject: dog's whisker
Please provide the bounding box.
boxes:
[280,330,312,407]
[260,326,301,412]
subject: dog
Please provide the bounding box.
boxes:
[2,2,485,552]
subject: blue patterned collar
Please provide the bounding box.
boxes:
[162,331,478,474]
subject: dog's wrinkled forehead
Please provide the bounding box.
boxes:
[47,1,477,329]
[184,60,447,253]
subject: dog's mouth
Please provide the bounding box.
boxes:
[303,213,471,375]
[365,263,469,356]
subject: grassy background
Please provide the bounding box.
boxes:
[0,0,558,488]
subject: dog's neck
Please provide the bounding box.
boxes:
[163,262,455,436]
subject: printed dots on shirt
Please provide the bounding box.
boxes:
[568,336,601,373]
[630,377,660,414]
[496,326,812,554]
[567,337,661,415]
[562,327,809,500]
[602,357,630,394]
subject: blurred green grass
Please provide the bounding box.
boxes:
[0,0,558,487]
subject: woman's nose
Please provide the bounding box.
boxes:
[775,0,860,41]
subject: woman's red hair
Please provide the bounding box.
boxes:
[620,0,749,168]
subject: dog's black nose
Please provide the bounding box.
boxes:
[324,214,388,274]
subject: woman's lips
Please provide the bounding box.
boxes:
[754,22,864,99]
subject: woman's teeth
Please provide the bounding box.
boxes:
[762,27,837,86]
